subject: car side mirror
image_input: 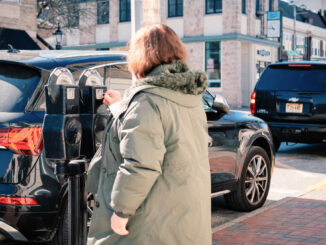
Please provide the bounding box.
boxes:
[212,94,230,114]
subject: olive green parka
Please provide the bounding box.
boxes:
[87,60,212,245]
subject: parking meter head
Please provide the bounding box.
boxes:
[43,115,82,160]
[78,69,107,158]
[45,68,79,114]
[43,68,82,160]
[78,69,106,114]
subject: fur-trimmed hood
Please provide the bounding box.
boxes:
[121,60,208,108]
[132,59,208,95]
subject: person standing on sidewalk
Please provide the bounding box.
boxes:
[87,23,212,245]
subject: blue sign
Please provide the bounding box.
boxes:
[267,11,281,20]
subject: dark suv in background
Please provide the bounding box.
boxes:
[251,61,326,151]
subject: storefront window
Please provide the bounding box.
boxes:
[206,0,222,14]
[205,41,221,88]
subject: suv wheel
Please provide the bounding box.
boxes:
[225,146,271,212]
[49,204,68,245]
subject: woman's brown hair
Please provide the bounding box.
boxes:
[127,24,187,78]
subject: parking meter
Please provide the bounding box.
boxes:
[43,68,82,160]
[78,69,108,159]
[42,68,85,245]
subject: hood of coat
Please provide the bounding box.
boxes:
[127,59,208,107]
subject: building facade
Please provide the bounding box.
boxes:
[0,0,37,41]
[41,0,326,107]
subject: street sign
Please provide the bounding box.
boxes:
[267,11,281,38]
[267,11,281,20]
[296,44,307,48]
[287,50,302,56]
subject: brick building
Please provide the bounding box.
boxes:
[37,0,326,107]
[0,0,38,44]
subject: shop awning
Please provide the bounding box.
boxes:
[0,27,40,50]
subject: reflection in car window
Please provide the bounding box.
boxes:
[202,91,213,110]
[104,64,132,95]
[0,63,40,112]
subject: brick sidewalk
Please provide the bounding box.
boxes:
[212,184,326,245]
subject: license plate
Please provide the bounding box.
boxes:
[286,103,303,113]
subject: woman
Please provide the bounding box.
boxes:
[87,24,211,245]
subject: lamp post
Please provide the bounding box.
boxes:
[53,23,63,50]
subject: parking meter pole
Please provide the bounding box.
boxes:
[57,160,86,245]
[68,174,79,245]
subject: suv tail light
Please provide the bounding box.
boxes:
[0,196,39,205]
[0,127,43,155]
[250,91,256,114]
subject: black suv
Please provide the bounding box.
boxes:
[251,61,326,151]
[0,50,129,244]
[0,50,274,243]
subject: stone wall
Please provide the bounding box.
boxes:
[184,42,204,72]
[223,0,241,34]
[110,0,119,42]
[142,0,161,26]
[247,0,256,36]
[0,0,37,39]
[221,40,242,107]
[79,2,97,45]
[184,0,204,37]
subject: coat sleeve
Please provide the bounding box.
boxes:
[110,97,166,217]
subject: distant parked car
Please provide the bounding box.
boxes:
[251,61,326,151]
[0,50,275,244]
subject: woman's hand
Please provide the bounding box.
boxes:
[111,213,129,236]
[103,90,121,106]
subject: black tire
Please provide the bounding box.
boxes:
[273,137,281,152]
[224,146,271,212]
[49,191,87,245]
[49,204,68,245]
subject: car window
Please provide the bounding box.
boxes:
[202,91,213,110]
[0,63,41,112]
[34,63,132,111]
[104,64,132,95]
[257,65,326,92]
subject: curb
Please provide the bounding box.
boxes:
[212,181,326,234]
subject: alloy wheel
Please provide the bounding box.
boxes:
[244,155,269,206]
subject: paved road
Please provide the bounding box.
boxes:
[211,142,326,229]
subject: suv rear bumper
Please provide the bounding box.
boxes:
[268,122,326,143]
[0,219,28,241]
[0,211,59,242]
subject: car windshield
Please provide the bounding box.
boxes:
[0,63,40,112]
[258,65,326,92]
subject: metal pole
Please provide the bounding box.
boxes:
[293,6,296,51]
[68,174,80,245]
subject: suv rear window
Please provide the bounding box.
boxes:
[0,63,40,112]
[257,65,326,92]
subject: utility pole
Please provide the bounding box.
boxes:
[131,0,142,38]
[293,5,296,51]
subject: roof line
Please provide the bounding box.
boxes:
[62,33,280,50]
